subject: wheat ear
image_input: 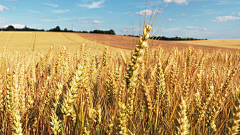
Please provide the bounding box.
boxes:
[177,97,190,135]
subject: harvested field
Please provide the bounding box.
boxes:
[76,33,239,51]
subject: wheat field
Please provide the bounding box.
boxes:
[0,31,130,54]
[174,39,240,49]
[0,24,240,135]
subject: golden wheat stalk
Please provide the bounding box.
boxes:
[61,64,84,116]
[177,97,190,135]
[229,96,240,134]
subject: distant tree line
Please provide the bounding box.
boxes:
[1,25,74,32]
[150,36,207,41]
[1,25,45,31]
[123,35,207,41]
[48,26,73,32]
[88,29,115,35]
[2,25,204,40]
[48,26,116,35]
[1,25,116,35]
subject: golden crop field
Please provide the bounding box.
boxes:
[0,24,240,135]
[0,31,130,54]
[0,3,240,134]
[174,39,240,49]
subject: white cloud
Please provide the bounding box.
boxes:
[82,20,89,23]
[0,5,9,11]
[78,0,105,9]
[4,24,25,28]
[42,3,58,7]
[203,28,208,31]
[238,12,240,16]
[53,9,69,13]
[167,18,176,21]
[185,26,200,30]
[230,12,235,15]
[81,20,104,24]
[13,7,16,10]
[181,13,186,16]
[92,20,104,24]
[136,9,161,16]
[185,26,208,31]
[136,9,153,16]
[211,15,240,22]
[164,0,189,5]
[0,20,5,23]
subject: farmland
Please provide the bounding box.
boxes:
[0,30,239,135]
[77,32,240,51]
[174,39,240,49]
[0,31,129,54]
[1,31,239,52]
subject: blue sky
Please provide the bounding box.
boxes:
[0,0,240,39]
